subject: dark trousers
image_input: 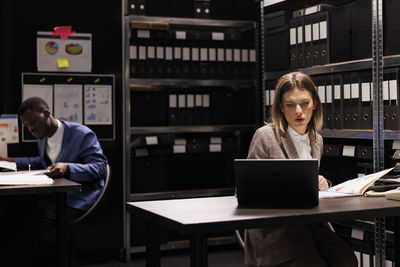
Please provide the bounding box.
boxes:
[0,194,84,267]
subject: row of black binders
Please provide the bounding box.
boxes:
[131,87,253,126]
[266,69,400,130]
[127,0,256,21]
[129,29,256,79]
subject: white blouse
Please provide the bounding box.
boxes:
[46,119,65,163]
[287,126,312,159]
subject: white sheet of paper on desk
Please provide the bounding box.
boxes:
[0,161,17,171]
[319,191,359,199]
[0,170,53,185]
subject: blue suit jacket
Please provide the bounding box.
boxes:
[14,121,107,211]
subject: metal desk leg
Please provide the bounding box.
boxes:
[375,217,386,267]
[190,234,207,267]
[56,192,68,267]
[395,217,400,266]
[145,221,160,267]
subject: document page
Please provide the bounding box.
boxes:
[0,169,53,185]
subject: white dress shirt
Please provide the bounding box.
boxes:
[287,126,312,159]
[46,119,65,163]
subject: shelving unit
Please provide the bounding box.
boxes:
[122,4,259,260]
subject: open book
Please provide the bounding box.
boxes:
[0,170,53,185]
[0,161,17,171]
[319,167,394,199]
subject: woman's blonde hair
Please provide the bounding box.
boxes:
[270,72,323,141]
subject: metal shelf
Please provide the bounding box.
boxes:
[130,125,255,135]
[129,78,255,87]
[319,129,400,140]
[129,187,235,202]
[127,15,255,31]
[265,54,400,80]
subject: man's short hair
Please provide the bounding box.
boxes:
[17,97,50,117]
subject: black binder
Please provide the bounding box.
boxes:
[170,0,193,17]
[137,0,146,15]
[314,11,329,66]
[127,0,138,15]
[314,76,327,128]
[383,0,400,56]
[350,0,371,60]
[387,69,400,130]
[168,89,178,126]
[264,25,289,71]
[146,0,171,16]
[350,72,361,129]
[383,70,391,130]
[333,74,343,130]
[303,15,313,67]
[360,71,372,130]
[311,14,320,66]
[289,19,298,69]
[329,4,351,63]
[211,0,233,20]
[342,73,352,129]
[296,16,305,68]
[325,75,334,129]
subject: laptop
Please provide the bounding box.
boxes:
[234,159,319,208]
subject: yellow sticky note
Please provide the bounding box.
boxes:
[57,57,69,68]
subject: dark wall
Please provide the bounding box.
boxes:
[0,0,123,257]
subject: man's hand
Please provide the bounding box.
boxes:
[318,175,329,191]
[46,162,70,178]
[0,156,14,162]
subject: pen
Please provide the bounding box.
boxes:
[28,164,31,171]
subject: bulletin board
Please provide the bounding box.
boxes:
[21,72,115,141]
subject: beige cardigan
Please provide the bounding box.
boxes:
[244,123,323,266]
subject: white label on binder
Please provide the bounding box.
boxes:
[183,47,190,61]
[320,21,327,39]
[195,94,202,107]
[174,47,182,59]
[344,84,351,99]
[249,49,256,62]
[210,136,222,143]
[390,80,398,101]
[192,47,199,61]
[371,82,374,101]
[187,94,194,108]
[165,47,173,60]
[209,48,216,61]
[175,31,186,40]
[200,48,208,61]
[270,90,275,102]
[265,90,270,106]
[145,136,158,145]
[212,32,224,41]
[351,229,364,240]
[318,86,325,103]
[178,94,186,108]
[305,6,318,15]
[361,83,371,102]
[383,80,389,101]
[297,27,303,43]
[392,140,400,150]
[312,23,319,41]
[137,30,150,38]
[305,24,312,42]
[173,145,186,153]
[242,49,249,63]
[202,94,210,107]
[334,85,341,99]
[351,83,359,98]
[226,48,233,62]
[343,145,355,157]
[147,46,155,59]
[174,138,187,145]
[139,46,146,60]
[217,48,225,62]
[129,45,137,59]
[326,85,332,103]
[169,94,177,108]
[156,46,164,59]
[135,148,149,157]
[234,48,241,62]
[209,144,222,152]
[290,28,296,45]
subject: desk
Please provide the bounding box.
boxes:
[0,178,81,267]
[127,196,400,267]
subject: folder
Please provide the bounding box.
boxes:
[387,69,399,130]
[215,33,226,79]
[342,73,352,129]
[127,0,138,14]
[173,31,184,78]
[355,145,373,161]
[207,38,217,78]
[177,92,186,125]
[202,0,211,18]
[165,45,174,77]
[188,136,209,153]
[180,32,191,78]
[289,19,298,69]
[329,4,351,63]
[333,74,343,129]
[129,40,138,78]
[350,0,371,60]
[350,72,361,129]
[190,32,201,79]
[211,0,233,20]
[193,0,203,18]
[383,70,391,130]
[314,76,326,128]
[311,14,320,66]
[168,89,178,125]
[296,17,305,68]
[360,71,372,129]
[136,30,151,78]
[186,92,195,125]
[303,15,313,67]
[264,25,289,71]
[170,0,193,17]
[211,88,245,125]
[194,93,203,124]
[265,81,274,120]
[383,0,400,56]
[146,41,156,78]
[137,0,146,15]
[202,92,210,124]
[317,11,329,65]
[325,75,334,129]
[146,0,171,16]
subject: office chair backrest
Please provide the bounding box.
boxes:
[70,163,111,225]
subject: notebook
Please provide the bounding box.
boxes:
[234,159,319,208]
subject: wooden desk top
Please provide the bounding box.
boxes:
[127,196,400,235]
[0,178,81,196]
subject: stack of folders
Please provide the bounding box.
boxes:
[129,29,256,79]
[132,134,238,157]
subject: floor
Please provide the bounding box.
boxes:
[81,246,245,267]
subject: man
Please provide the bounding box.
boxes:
[0,96,108,266]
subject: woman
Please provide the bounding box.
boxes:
[244,72,357,267]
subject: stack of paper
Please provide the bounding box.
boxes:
[0,161,17,171]
[0,170,53,185]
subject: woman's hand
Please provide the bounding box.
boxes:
[318,175,329,191]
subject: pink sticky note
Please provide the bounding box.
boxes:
[52,26,75,40]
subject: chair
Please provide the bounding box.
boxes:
[234,229,245,252]
[68,163,111,266]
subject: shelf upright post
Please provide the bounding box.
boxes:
[257,0,266,127]
[372,0,385,266]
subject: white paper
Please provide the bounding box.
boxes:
[37,31,91,72]
[54,84,83,123]
[0,169,53,185]
[0,161,17,171]
[209,144,222,152]
[361,83,371,102]
[84,84,112,125]
[145,136,158,145]
[0,115,19,144]
[23,84,53,112]
[342,145,355,157]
